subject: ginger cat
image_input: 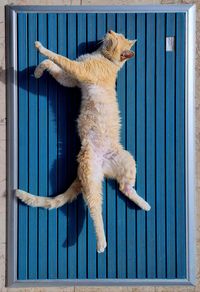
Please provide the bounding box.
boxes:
[16,30,151,253]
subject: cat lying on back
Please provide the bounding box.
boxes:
[16,30,151,253]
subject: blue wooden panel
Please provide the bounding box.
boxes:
[77,13,87,279]
[37,13,48,279]
[87,13,97,280]
[28,13,38,280]
[97,13,107,279]
[57,13,68,279]
[175,13,186,278]
[136,13,146,279]
[47,13,58,279]
[126,13,136,279]
[17,12,187,281]
[67,13,78,279]
[18,13,28,280]
[106,13,117,279]
[116,13,127,279]
[166,13,176,279]
[156,13,166,278]
[146,13,156,278]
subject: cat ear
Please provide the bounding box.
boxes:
[129,39,137,47]
[120,50,135,61]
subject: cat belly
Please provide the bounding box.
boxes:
[78,98,121,144]
[77,117,120,151]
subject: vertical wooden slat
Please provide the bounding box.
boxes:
[146,13,156,278]
[156,13,166,278]
[18,13,28,280]
[136,13,146,279]
[106,13,117,279]
[28,13,38,279]
[96,13,107,279]
[47,13,58,279]
[116,13,126,279]
[67,13,78,279]
[126,13,136,279]
[166,13,176,278]
[86,13,97,279]
[175,13,186,278]
[38,13,48,279]
[77,13,87,279]
[57,13,68,279]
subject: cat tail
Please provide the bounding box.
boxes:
[15,177,81,209]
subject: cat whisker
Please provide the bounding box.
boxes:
[97,39,104,46]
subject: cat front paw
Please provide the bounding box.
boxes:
[97,238,107,253]
[34,65,44,79]
[35,41,43,52]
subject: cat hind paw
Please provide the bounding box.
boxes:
[132,188,151,211]
[141,201,151,211]
[97,238,107,253]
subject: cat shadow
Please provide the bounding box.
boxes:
[17,65,83,247]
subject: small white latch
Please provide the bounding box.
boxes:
[166,37,175,52]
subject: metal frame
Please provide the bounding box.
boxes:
[6,4,196,287]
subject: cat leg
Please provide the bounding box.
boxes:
[35,41,89,82]
[103,148,151,211]
[78,147,106,253]
[117,149,150,210]
[34,59,78,87]
[120,184,151,211]
[84,189,106,253]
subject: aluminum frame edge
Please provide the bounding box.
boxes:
[6,4,194,13]
[5,4,196,287]
[185,4,196,287]
[6,5,18,287]
[8,279,194,287]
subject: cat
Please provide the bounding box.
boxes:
[16,30,151,253]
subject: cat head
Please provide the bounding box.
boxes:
[101,30,136,65]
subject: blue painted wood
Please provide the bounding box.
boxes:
[17,11,187,281]
[87,13,97,280]
[116,13,127,279]
[155,13,166,278]
[175,13,186,278]
[37,13,48,279]
[126,13,136,279]
[166,13,176,279]
[28,13,38,280]
[146,13,156,278]
[77,13,87,279]
[67,13,78,279]
[47,13,58,279]
[57,13,68,279]
[136,13,146,279]
[97,13,107,279]
[106,13,117,279]
[18,13,28,280]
